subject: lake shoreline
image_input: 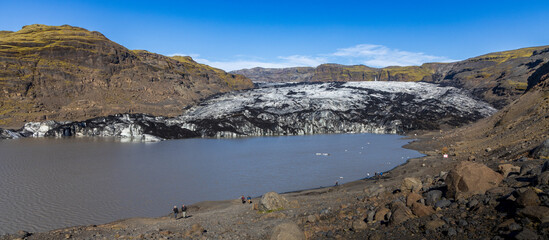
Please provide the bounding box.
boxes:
[0,132,422,237]
[0,130,440,239]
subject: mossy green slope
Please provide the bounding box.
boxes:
[0,24,253,128]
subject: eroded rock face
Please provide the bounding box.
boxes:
[0,82,496,141]
[446,161,504,198]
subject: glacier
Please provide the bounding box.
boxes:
[0,82,497,141]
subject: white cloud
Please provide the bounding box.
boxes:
[278,55,327,67]
[190,55,326,72]
[332,44,455,67]
[194,58,299,71]
[170,44,455,71]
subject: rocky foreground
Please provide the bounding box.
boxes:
[0,82,495,141]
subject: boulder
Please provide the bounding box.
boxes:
[537,171,549,185]
[411,202,435,217]
[514,228,541,240]
[543,160,549,172]
[351,219,368,231]
[389,201,414,225]
[520,163,539,176]
[517,206,549,223]
[374,207,391,222]
[401,177,422,193]
[445,161,503,198]
[425,220,445,231]
[515,188,541,207]
[531,139,549,159]
[259,192,290,211]
[435,199,452,209]
[270,222,305,240]
[406,192,423,207]
[498,164,521,177]
[467,199,479,208]
[425,190,443,207]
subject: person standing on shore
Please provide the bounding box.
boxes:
[241,195,246,204]
[173,205,179,219]
[247,196,252,204]
[181,204,187,218]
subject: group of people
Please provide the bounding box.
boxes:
[241,195,252,204]
[172,204,188,219]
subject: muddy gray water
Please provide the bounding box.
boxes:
[0,133,422,234]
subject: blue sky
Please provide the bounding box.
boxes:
[1,0,548,71]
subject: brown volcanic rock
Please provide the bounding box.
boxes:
[410,202,435,217]
[0,24,253,128]
[446,161,503,198]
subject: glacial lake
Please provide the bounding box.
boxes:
[0,133,423,234]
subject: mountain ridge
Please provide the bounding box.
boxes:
[231,45,549,108]
[0,24,253,128]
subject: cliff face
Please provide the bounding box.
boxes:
[232,64,440,83]
[0,24,253,128]
[232,46,549,109]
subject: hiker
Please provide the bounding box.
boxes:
[181,204,187,218]
[335,181,339,186]
[173,205,179,219]
[247,196,252,204]
[241,195,246,204]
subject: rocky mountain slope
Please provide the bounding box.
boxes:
[0,82,496,141]
[419,56,549,164]
[0,24,253,128]
[232,46,549,109]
